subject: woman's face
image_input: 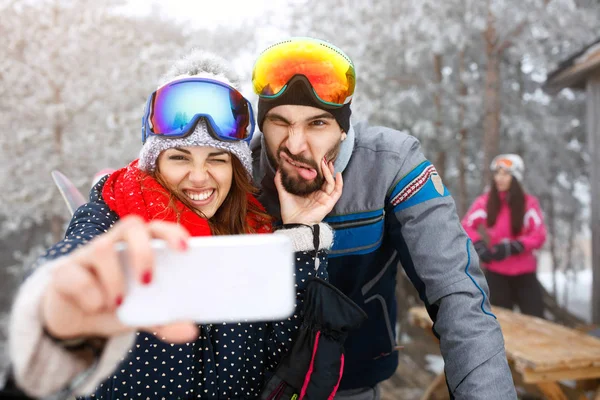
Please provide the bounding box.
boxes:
[493,168,513,192]
[157,146,233,219]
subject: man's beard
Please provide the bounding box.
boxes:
[270,144,341,196]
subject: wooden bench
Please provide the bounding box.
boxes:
[408,306,600,400]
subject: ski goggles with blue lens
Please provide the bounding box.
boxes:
[142,78,255,144]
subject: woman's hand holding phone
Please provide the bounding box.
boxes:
[40,215,199,344]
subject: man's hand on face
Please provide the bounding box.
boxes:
[276,158,343,225]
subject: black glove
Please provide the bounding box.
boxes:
[474,240,493,264]
[490,240,524,261]
[260,278,367,400]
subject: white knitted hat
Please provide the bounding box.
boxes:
[138,50,252,176]
[490,154,524,182]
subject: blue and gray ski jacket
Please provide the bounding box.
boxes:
[251,121,517,399]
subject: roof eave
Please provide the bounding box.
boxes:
[544,46,600,94]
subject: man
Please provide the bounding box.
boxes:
[250,37,517,399]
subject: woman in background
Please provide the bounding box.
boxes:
[462,154,547,318]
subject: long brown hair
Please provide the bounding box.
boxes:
[486,177,525,237]
[152,155,272,235]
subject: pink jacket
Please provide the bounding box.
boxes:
[461,192,546,276]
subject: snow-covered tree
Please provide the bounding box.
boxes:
[0,0,254,241]
[0,0,181,237]
[284,0,599,316]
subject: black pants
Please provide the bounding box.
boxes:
[484,270,545,318]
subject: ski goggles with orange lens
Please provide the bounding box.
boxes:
[252,37,356,107]
[491,158,514,170]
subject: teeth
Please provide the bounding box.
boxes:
[185,190,213,201]
[289,160,308,169]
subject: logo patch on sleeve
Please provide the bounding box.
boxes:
[431,173,445,195]
[389,161,449,211]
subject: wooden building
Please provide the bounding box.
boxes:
[544,39,600,324]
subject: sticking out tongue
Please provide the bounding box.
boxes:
[280,152,318,181]
[297,165,318,180]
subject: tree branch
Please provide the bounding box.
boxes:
[483,8,497,48]
[495,20,528,54]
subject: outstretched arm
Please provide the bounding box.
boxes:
[387,137,516,399]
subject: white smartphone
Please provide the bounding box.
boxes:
[115,234,296,327]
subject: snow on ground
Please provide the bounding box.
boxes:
[528,249,593,322]
[537,266,592,323]
[425,354,445,375]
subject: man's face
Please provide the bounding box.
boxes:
[262,105,346,196]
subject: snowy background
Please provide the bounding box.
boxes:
[1,0,599,397]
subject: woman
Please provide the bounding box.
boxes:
[462,154,547,318]
[8,51,351,400]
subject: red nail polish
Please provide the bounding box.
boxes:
[116,295,123,307]
[180,239,188,251]
[141,270,153,285]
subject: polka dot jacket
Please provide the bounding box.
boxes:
[41,177,329,399]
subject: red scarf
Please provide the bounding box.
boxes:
[102,160,271,236]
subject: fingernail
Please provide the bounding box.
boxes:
[323,156,327,164]
[141,270,153,285]
[116,295,123,307]
[180,239,188,251]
